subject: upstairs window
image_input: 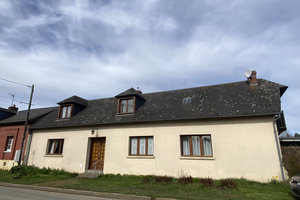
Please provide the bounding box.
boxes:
[119,98,135,113]
[59,105,72,118]
[130,136,154,156]
[47,139,64,155]
[181,135,213,157]
[5,136,14,152]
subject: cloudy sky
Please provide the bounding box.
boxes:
[0,0,299,134]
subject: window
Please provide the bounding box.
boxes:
[130,136,153,156]
[47,139,64,155]
[181,135,212,157]
[119,98,135,113]
[59,105,72,118]
[182,97,192,104]
[5,136,14,152]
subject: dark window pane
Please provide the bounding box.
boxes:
[128,99,134,112]
[54,141,60,154]
[121,100,127,113]
[202,136,212,156]
[66,106,71,117]
[130,138,137,155]
[182,136,190,155]
[62,107,67,118]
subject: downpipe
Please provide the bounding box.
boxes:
[273,114,285,181]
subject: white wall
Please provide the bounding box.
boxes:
[27,117,285,182]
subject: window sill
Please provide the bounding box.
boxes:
[180,156,215,160]
[116,113,135,116]
[55,118,70,121]
[127,156,155,159]
[3,151,12,153]
[44,154,63,157]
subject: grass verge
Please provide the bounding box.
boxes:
[0,168,294,200]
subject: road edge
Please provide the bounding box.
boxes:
[0,182,151,200]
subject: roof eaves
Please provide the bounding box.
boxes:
[29,112,279,130]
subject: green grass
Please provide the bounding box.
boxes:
[0,169,294,200]
[0,169,75,185]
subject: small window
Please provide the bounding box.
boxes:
[119,98,135,113]
[59,105,72,118]
[182,97,192,104]
[5,136,14,152]
[181,135,212,157]
[47,139,64,155]
[130,136,153,156]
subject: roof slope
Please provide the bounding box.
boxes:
[0,107,56,125]
[30,79,287,129]
[58,95,88,106]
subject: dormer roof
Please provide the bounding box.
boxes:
[115,88,144,99]
[58,95,88,107]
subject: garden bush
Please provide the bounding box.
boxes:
[281,146,300,177]
[199,178,214,187]
[178,176,193,184]
[9,165,77,177]
[154,176,173,183]
[219,179,238,189]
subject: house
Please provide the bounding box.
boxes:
[26,71,288,182]
[0,106,17,120]
[0,106,55,170]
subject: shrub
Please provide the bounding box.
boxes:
[154,176,173,183]
[219,179,238,189]
[281,146,300,177]
[199,178,214,187]
[178,176,193,184]
[10,165,38,176]
[9,165,77,177]
[142,175,155,184]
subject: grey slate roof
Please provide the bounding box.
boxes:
[0,107,56,125]
[0,107,16,114]
[115,88,144,99]
[58,95,88,106]
[30,79,287,130]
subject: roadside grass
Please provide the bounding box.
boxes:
[0,167,76,185]
[0,169,293,200]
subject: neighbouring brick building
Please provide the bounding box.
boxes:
[0,106,54,169]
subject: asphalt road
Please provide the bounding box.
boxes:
[0,186,119,200]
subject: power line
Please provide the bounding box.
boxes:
[0,77,31,88]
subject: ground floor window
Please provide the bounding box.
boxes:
[130,136,153,156]
[181,135,212,157]
[5,136,14,152]
[47,139,64,155]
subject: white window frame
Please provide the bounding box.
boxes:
[5,136,14,152]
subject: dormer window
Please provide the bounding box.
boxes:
[115,88,145,115]
[57,95,88,119]
[119,98,135,113]
[59,104,72,118]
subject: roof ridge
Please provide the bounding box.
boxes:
[141,79,250,96]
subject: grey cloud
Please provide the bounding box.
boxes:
[0,0,299,133]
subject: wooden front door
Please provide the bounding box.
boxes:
[89,138,106,170]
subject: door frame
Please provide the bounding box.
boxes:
[87,137,106,170]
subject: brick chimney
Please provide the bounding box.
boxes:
[249,70,258,86]
[8,104,18,112]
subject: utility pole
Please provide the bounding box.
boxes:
[18,84,34,166]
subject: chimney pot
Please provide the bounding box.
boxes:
[8,104,18,112]
[250,70,258,86]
